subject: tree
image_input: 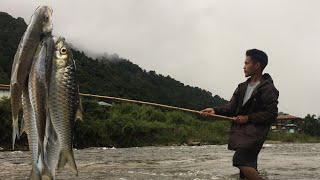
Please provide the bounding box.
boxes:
[302,114,320,136]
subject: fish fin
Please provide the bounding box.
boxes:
[12,118,19,150]
[28,167,42,180]
[37,147,50,180]
[42,161,54,180]
[57,150,78,176]
[11,83,22,149]
[45,115,58,145]
[10,77,19,87]
[42,175,54,180]
[42,150,55,180]
[19,116,26,137]
[44,139,59,179]
[44,37,54,96]
[42,154,54,180]
[75,86,83,121]
[74,59,77,70]
[75,98,83,121]
[38,141,53,180]
[10,60,20,85]
[37,149,43,173]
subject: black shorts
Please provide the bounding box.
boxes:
[233,148,259,169]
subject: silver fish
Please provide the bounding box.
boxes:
[48,37,79,175]
[28,37,54,179]
[21,89,41,180]
[11,6,53,149]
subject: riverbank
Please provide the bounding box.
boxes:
[2,133,320,152]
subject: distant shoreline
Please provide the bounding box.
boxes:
[2,141,320,152]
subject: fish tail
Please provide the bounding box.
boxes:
[57,150,78,176]
[12,118,19,150]
[28,167,42,180]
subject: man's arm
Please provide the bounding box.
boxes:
[248,85,279,124]
[214,86,240,117]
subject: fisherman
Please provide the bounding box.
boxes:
[200,49,279,180]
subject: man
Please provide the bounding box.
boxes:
[200,49,279,180]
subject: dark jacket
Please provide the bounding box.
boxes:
[214,73,279,152]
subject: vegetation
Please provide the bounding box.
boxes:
[0,12,26,84]
[267,131,320,143]
[0,97,28,150]
[0,97,231,149]
[302,114,320,137]
[73,100,231,148]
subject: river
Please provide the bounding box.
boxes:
[1,143,320,180]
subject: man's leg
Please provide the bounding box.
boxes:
[239,166,263,180]
[239,170,246,179]
[233,149,262,180]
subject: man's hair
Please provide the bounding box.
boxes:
[246,49,268,71]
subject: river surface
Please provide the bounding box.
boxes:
[1,143,320,180]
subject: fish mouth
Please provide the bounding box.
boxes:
[53,36,65,45]
[48,6,53,13]
[35,6,52,11]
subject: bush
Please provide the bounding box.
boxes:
[73,101,231,148]
[267,131,320,143]
[302,114,320,137]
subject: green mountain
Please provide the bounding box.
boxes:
[0,12,227,110]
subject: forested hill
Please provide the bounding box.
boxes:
[0,12,227,110]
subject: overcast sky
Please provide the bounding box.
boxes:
[1,0,319,117]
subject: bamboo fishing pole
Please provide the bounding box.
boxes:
[79,93,234,121]
[0,84,233,120]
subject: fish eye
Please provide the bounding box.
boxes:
[60,47,67,55]
[44,16,49,22]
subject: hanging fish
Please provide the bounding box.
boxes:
[11,6,53,149]
[48,37,80,176]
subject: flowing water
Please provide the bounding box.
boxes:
[1,143,320,180]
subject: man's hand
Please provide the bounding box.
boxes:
[233,115,249,124]
[200,108,215,117]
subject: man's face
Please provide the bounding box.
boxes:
[243,56,259,77]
